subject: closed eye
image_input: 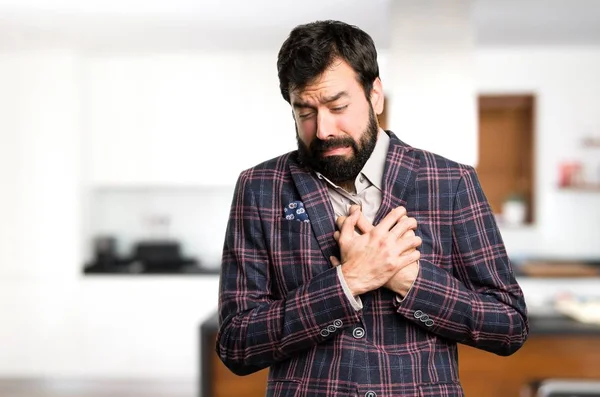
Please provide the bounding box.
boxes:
[331,105,348,113]
[298,111,315,119]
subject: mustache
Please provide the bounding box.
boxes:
[310,137,357,153]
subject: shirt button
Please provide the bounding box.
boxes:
[365,391,377,397]
[414,310,424,319]
[359,175,365,183]
[352,327,365,339]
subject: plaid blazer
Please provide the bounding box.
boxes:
[216,131,528,397]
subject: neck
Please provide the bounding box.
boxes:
[338,180,356,194]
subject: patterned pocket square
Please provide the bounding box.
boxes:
[284,200,310,223]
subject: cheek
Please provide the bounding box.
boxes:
[337,114,364,140]
[296,120,317,144]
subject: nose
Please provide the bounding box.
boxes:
[316,111,336,141]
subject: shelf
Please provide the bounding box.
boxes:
[83,263,220,275]
[83,269,220,276]
[582,137,600,147]
[558,184,600,191]
[516,260,600,278]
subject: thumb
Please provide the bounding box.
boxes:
[330,256,341,267]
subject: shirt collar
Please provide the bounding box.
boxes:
[360,128,389,191]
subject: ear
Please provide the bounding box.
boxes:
[369,77,385,116]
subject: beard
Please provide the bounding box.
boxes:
[296,105,379,184]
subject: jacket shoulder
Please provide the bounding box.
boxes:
[414,147,473,175]
[236,150,298,186]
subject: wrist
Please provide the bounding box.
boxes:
[387,261,420,297]
[340,264,364,296]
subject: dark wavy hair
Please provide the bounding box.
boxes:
[277,20,380,103]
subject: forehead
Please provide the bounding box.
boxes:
[290,59,361,102]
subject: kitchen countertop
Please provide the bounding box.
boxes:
[528,314,600,335]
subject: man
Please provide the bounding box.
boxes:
[216,20,528,397]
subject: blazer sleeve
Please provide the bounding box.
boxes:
[394,165,529,356]
[215,171,362,376]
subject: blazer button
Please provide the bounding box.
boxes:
[365,391,377,397]
[414,310,424,319]
[320,329,330,337]
[327,325,337,333]
[352,327,365,339]
[333,319,343,328]
[420,314,430,322]
[425,319,434,327]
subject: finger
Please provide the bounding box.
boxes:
[355,210,374,234]
[401,248,421,264]
[330,256,341,267]
[335,215,348,230]
[390,216,418,238]
[333,231,340,241]
[396,249,421,270]
[338,206,373,235]
[407,235,423,250]
[348,205,373,234]
[338,209,359,244]
[375,206,407,232]
[403,229,416,238]
[395,235,422,257]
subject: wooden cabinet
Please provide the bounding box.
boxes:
[459,336,600,397]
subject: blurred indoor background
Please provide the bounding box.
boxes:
[1,0,599,396]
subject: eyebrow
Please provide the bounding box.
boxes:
[292,91,349,109]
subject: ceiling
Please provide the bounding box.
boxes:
[0,0,599,51]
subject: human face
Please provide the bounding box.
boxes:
[290,59,385,184]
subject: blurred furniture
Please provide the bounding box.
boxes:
[200,312,600,397]
[84,240,217,275]
[200,314,268,397]
[534,379,600,397]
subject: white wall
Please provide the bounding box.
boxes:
[0,49,87,374]
[476,47,600,259]
[0,50,221,379]
[83,51,297,186]
[387,0,478,167]
[0,49,81,280]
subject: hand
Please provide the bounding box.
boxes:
[330,205,421,296]
[332,206,421,296]
[384,221,420,297]
[385,260,420,298]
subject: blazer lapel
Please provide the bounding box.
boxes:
[289,160,340,261]
[374,132,420,225]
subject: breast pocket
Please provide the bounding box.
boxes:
[278,218,312,235]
